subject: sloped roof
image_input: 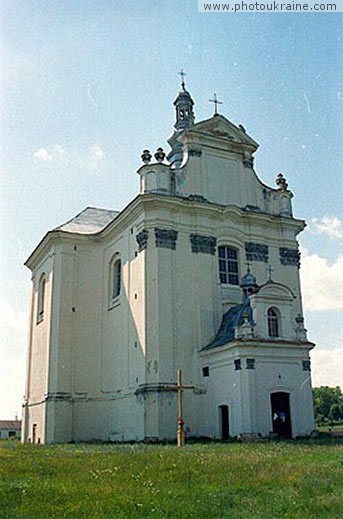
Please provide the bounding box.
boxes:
[0,420,21,430]
[54,207,120,235]
[202,301,253,351]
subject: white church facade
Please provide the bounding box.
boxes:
[22,79,315,444]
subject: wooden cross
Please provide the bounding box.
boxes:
[209,93,223,115]
[179,69,187,89]
[164,369,195,447]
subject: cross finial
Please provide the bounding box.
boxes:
[209,93,223,115]
[267,264,274,282]
[179,69,187,90]
[246,260,251,273]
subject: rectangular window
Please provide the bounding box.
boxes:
[234,359,242,370]
[302,360,311,371]
[111,258,121,300]
[202,366,209,377]
[218,246,239,285]
[246,358,255,370]
[36,275,46,324]
[267,308,280,338]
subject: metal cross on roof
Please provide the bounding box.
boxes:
[179,69,187,89]
[209,93,223,115]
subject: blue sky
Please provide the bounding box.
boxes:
[1,1,342,418]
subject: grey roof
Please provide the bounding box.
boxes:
[0,420,21,430]
[55,207,119,235]
[202,302,253,351]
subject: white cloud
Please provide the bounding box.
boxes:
[89,144,104,160]
[0,299,28,333]
[0,356,26,419]
[33,148,52,161]
[51,144,66,157]
[301,250,343,311]
[311,348,343,388]
[33,144,106,167]
[0,299,28,418]
[310,216,343,240]
[33,144,66,162]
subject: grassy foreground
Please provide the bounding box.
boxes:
[1,440,343,518]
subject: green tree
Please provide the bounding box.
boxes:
[312,386,343,424]
[328,403,343,423]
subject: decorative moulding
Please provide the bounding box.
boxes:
[243,157,254,168]
[190,234,217,255]
[279,247,300,268]
[154,229,178,250]
[188,149,202,157]
[245,242,268,262]
[136,229,149,252]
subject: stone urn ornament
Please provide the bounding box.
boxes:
[154,147,166,163]
[141,149,152,165]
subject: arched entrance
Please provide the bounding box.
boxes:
[219,405,230,440]
[270,392,292,438]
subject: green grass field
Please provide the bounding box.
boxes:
[1,439,343,518]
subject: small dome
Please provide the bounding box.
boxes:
[174,88,194,104]
[240,270,257,290]
[240,266,259,302]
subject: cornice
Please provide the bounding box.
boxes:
[200,338,315,356]
[25,193,306,270]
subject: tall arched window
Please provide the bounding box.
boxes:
[111,257,121,301]
[37,275,46,324]
[218,246,239,285]
[267,307,280,338]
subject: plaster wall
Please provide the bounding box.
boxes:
[138,196,308,439]
[28,254,54,402]
[201,343,314,438]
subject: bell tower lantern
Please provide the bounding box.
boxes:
[174,70,195,130]
[168,70,195,167]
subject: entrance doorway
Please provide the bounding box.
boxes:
[271,392,292,438]
[219,405,229,440]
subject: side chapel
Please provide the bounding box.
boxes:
[22,77,315,444]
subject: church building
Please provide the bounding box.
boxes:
[22,78,315,444]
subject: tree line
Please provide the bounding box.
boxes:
[313,386,343,425]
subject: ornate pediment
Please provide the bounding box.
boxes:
[182,114,259,151]
[255,282,296,301]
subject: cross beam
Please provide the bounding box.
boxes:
[179,69,187,89]
[163,369,195,447]
[209,93,223,115]
[267,264,274,281]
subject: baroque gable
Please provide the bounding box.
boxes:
[180,114,259,151]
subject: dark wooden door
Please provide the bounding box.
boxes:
[271,392,292,438]
[219,405,229,440]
